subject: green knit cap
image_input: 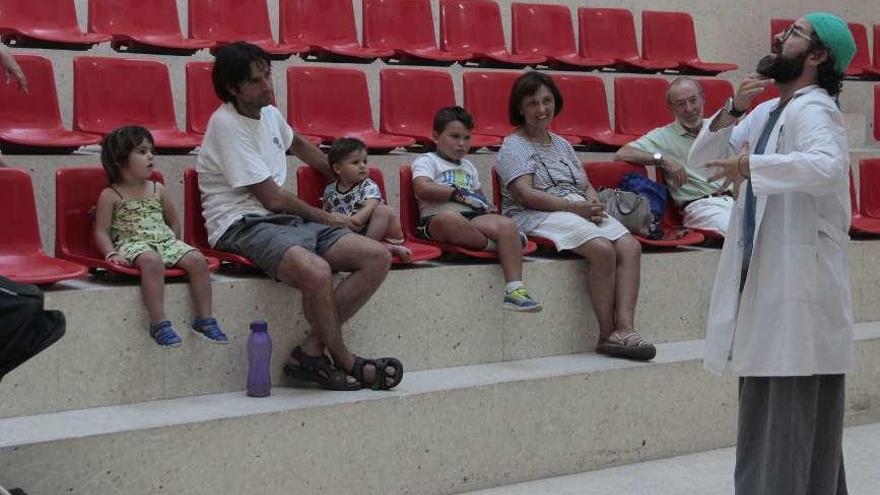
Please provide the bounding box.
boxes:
[804,12,856,74]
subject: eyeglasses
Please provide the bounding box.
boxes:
[780,24,811,44]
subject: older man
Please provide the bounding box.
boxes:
[615,77,734,234]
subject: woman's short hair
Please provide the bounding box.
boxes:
[508,71,564,127]
[212,41,271,103]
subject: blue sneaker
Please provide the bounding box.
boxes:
[503,287,543,313]
[191,317,229,344]
[149,320,182,348]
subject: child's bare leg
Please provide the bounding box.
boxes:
[363,205,391,241]
[135,251,167,324]
[426,210,488,249]
[365,205,411,262]
[471,214,522,282]
[176,250,212,318]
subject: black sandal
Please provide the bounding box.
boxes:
[350,355,404,390]
[283,346,362,391]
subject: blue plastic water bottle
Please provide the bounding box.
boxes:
[246,320,272,397]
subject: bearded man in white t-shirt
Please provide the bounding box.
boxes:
[198,42,402,391]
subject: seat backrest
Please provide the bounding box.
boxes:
[89,0,184,37]
[577,8,640,61]
[183,168,210,249]
[287,66,375,137]
[849,170,859,215]
[296,165,387,208]
[380,68,455,139]
[188,0,274,43]
[0,55,64,130]
[185,62,221,134]
[0,0,82,34]
[439,0,507,53]
[874,25,880,70]
[510,2,577,57]
[749,84,780,112]
[551,74,612,136]
[462,71,521,137]
[0,168,42,253]
[847,23,871,73]
[362,0,439,52]
[398,165,420,239]
[770,18,794,47]
[280,0,359,47]
[613,77,672,136]
[874,85,879,142]
[583,160,648,190]
[73,56,178,135]
[698,78,734,116]
[641,11,699,61]
[860,158,880,218]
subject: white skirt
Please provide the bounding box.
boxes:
[529,196,629,251]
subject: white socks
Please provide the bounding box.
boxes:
[505,281,524,294]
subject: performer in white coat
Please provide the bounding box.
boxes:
[688,13,856,495]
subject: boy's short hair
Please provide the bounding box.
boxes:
[212,41,271,103]
[433,106,474,134]
[327,137,367,171]
[100,126,154,184]
[508,71,564,127]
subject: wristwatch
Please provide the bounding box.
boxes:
[724,97,746,118]
[652,152,663,166]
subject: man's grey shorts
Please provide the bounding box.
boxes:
[216,214,351,279]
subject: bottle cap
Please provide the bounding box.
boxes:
[250,320,268,332]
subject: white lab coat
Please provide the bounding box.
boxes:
[688,85,854,376]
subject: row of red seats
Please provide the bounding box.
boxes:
[771,19,880,80]
[0,54,740,154]
[0,0,736,74]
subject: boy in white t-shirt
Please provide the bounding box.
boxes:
[412,106,542,312]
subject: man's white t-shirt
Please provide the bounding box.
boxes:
[411,152,482,217]
[197,102,294,247]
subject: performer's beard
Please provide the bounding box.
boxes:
[756,51,808,83]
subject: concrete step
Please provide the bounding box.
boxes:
[462,422,880,495]
[2,324,879,495]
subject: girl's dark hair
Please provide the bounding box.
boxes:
[212,41,271,103]
[809,32,844,98]
[433,106,474,134]
[327,137,367,175]
[508,71,563,127]
[100,126,154,184]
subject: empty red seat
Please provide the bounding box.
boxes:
[0,55,101,153]
[379,68,500,149]
[583,161,704,247]
[0,0,110,49]
[287,66,415,153]
[439,0,544,68]
[859,158,880,219]
[850,169,880,235]
[185,62,221,135]
[363,0,472,65]
[188,0,307,59]
[280,0,392,63]
[641,11,738,75]
[698,78,735,116]
[577,8,673,73]
[873,26,880,77]
[613,77,672,140]
[89,0,212,55]
[0,168,88,285]
[296,165,443,264]
[55,167,220,277]
[510,2,614,70]
[875,85,879,142]
[551,74,630,149]
[770,19,795,47]
[74,56,202,153]
[399,165,537,258]
[845,23,875,79]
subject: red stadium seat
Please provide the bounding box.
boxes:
[287,66,415,153]
[188,0,307,59]
[296,166,443,264]
[698,78,735,116]
[0,168,88,285]
[55,167,219,277]
[749,84,780,112]
[490,167,556,250]
[74,56,202,153]
[280,0,392,63]
[399,165,537,258]
[439,0,544,68]
[584,161,704,247]
[510,2,614,70]
[641,11,738,75]
[770,19,794,48]
[859,158,880,219]
[185,62,221,135]
[613,77,672,140]
[845,23,873,79]
[872,26,880,77]
[875,85,879,142]
[183,169,259,269]
[0,0,110,49]
[379,68,500,149]
[89,0,212,55]
[551,74,631,149]
[362,0,472,65]
[0,55,101,153]
[577,8,673,73]
[850,169,880,235]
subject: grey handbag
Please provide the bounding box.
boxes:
[597,189,652,237]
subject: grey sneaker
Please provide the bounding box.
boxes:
[503,287,543,313]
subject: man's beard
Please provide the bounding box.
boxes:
[756,50,808,83]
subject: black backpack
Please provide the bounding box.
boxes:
[0,276,66,382]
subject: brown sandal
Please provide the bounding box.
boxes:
[283,346,362,391]
[349,355,404,390]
